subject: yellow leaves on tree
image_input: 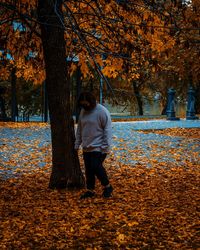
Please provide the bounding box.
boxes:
[14,57,45,84]
[153,0,200,85]
[0,68,10,80]
[1,0,192,85]
[102,58,123,78]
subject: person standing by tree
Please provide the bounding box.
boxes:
[75,92,113,199]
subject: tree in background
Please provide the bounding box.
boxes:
[147,0,200,113]
[0,77,42,121]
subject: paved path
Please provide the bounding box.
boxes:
[113,118,200,130]
[112,120,200,166]
[0,119,200,179]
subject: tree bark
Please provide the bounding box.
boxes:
[75,66,82,123]
[42,81,48,122]
[0,87,7,120]
[38,0,84,189]
[132,81,143,115]
[195,82,200,114]
[11,68,17,121]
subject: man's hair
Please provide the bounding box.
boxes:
[77,91,97,107]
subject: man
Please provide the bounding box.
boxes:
[75,91,113,199]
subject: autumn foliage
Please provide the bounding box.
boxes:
[0,0,177,83]
[0,1,199,107]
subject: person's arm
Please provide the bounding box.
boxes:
[74,117,82,150]
[100,110,112,153]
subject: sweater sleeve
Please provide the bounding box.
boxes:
[74,117,82,150]
[100,109,112,153]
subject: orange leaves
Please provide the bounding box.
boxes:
[116,233,125,243]
[102,57,123,78]
[0,0,178,85]
[95,54,104,67]
[0,124,200,249]
[145,128,200,139]
[104,3,113,14]
[128,221,139,227]
[0,1,43,83]
[0,67,10,80]
[80,60,90,78]
[156,1,200,84]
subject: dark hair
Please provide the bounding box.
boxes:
[77,91,97,108]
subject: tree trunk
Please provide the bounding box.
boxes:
[195,82,200,114]
[42,81,48,122]
[38,0,84,189]
[132,81,143,115]
[0,86,7,120]
[75,66,82,123]
[11,68,17,121]
[161,105,167,115]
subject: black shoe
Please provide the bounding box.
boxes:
[80,190,95,199]
[103,185,113,198]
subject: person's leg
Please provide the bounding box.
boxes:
[81,151,113,198]
[92,152,113,197]
[80,152,96,199]
[83,152,96,190]
[91,152,109,186]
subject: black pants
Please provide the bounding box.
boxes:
[83,151,109,190]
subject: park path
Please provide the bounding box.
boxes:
[0,119,200,179]
[112,121,200,167]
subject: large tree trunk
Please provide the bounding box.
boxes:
[38,0,84,189]
[75,66,82,123]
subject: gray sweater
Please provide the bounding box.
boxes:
[75,104,112,153]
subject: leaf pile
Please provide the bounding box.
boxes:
[139,127,200,139]
[0,162,199,249]
[0,123,200,249]
[0,122,48,128]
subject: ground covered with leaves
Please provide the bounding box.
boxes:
[139,127,200,139]
[0,122,199,249]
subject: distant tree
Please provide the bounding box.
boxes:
[148,0,200,112]
[0,85,7,120]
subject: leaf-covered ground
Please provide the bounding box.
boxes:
[139,127,200,139]
[0,122,199,249]
[112,123,200,167]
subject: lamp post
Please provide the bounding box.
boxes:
[186,87,199,120]
[166,88,180,120]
